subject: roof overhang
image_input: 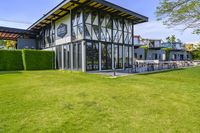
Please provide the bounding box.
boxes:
[28,0,148,31]
[0,26,36,40]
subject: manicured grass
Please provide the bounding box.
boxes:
[0,67,200,133]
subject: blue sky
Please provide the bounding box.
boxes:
[0,0,199,42]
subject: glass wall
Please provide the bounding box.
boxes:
[102,43,112,70]
[83,8,134,43]
[55,42,82,71]
[86,42,99,71]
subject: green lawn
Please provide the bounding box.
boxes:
[0,67,200,133]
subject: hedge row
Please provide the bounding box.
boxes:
[0,50,55,71]
[0,50,24,71]
[22,50,55,70]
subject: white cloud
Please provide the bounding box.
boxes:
[0,21,29,29]
[135,21,199,42]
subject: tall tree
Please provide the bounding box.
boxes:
[156,0,200,34]
[166,35,179,43]
[4,40,16,49]
[0,40,5,46]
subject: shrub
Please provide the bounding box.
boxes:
[22,50,55,70]
[192,50,200,60]
[0,50,23,71]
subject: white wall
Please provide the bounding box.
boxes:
[55,14,71,45]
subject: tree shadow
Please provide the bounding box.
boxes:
[138,68,185,75]
[0,71,22,75]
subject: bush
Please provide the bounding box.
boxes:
[0,50,24,71]
[22,50,55,70]
[192,50,200,60]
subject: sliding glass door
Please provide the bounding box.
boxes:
[125,45,132,68]
[86,42,99,71]
[102,43,112,70]
[73,42,82,70]
[114,44,123,69]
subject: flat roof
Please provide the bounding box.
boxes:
[0,26,36,40]
[28,0,148,31]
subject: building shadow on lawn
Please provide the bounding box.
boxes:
[0,71,22,75]
[138,68,185,76]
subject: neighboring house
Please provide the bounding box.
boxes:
[145,39,165,61]
[134,37,192,61]
[0,0,148,72]
[134,37,166,61]
[134,36,146,60]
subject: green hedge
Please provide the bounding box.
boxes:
[22,50,55,70]
[0,50,24,71]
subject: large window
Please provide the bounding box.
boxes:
[125,46,129,68]
[114,44,123,69]
[63,45,71,70]
[102,43,112,70]
[100,14,112,42]
[113,18,123,44]
[86,42,99,71]
[72,10,83,41]
[124,20,133,45]
[56,45,62,69]
[73,43,82,70]
[39,23,55,49]
[125,45,132,68]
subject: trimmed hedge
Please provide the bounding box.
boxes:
[22,50,55,70]
[0,50,24,71]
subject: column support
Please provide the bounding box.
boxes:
[61,45,64,70]
[70,43,73,71]
[112,43,114,70]
[82,40,86,72]
[99,42,102,71]
[123,45,125,70]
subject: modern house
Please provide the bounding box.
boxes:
[134,36,166,60]
[0,0,148,72]
[134,36,192,61]
[134,35,146,60]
